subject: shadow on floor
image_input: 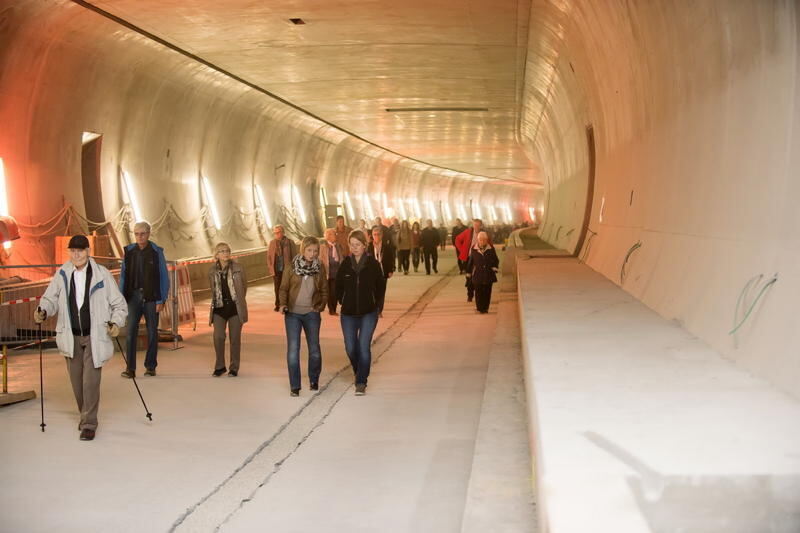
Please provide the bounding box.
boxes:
[585,431,800,533]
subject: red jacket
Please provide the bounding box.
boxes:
[455,227,492,261]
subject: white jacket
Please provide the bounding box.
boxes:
[39,258,128,368]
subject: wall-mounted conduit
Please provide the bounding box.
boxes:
[578,228,597,263]
[619,241,642,284]
[729,273,779,335]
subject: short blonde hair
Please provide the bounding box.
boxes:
[324,228,336,240]
[214,242,231,253]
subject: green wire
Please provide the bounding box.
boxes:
[729,274,778,335]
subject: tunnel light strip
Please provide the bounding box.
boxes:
[528,207,536,222]
[362,193,375,220]
[397,197,408,220]
[381,193,389,217]
[443,202,452,222]
[0,158,9,249]
[122,170,143,222]
[255,185,273,228]
[412,198,422,219]
[202,176,222,230]
[503,205,513,223]
[343,191,355,221]
[457,203,467,221]
[426,200,437,221]
[489,205,498,223]
[473,203,482,219]
[292,186,307,224]
[319,187,327,208]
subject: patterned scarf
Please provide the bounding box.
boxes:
[213,262,237,308]
[292,254,321,277]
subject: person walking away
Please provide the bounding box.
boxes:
[336,230,385,395]
[35,235,128,440]
[389,217,401,271]
[208,242,248,377]
[268,225,297,312]
[396,220,412,275]
[279,236,328,396]
[421,219,441,274]
[368,225,396,317]
[438,223,448,251]
[334,215,352,256]
[455,219,492,302]
[357,219,372,244]
[451,218,468,273]
[410,221,422,272]
[320,228,344,316]
[466,231,499,314]
[119,221,169,378]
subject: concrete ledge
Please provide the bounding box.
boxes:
[517,257,800,533]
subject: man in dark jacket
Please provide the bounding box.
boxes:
[420,219,441,275]
[119,221,169,378]
[451,219,468,273]
[368,225,396,316]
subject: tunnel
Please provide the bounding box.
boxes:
[1,1,799,532]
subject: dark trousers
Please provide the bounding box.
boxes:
[213,313,242,373]
[272,271,284,309]
[398,250,411,273]
[423,247,438,274]
[126,290,159,370]
[341,311,378,385]
[376,276,389,314]
[327,278,338,313]
[66,335,101,430]
[474,283,493,312]
[457,252,466,273]
[411,248,421,271]
[466,276,475,300]
[285,311,322,390]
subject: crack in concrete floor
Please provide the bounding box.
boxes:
[171,268,458,532]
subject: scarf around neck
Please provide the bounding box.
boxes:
[213,262,237,308]
[293,254,321,277]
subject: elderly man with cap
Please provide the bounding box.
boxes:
[119,221,170,377]
[34,235,128,441]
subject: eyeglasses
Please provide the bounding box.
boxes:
[217,249,231,254]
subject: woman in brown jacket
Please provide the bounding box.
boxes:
[279,236,329,396]
[209,242,248,377]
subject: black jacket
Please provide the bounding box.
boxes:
[467,246,500,285]
[420,227,441,249]
[368,239,396,278]
[335,254,386,316]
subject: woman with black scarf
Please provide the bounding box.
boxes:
[208,242,248,376]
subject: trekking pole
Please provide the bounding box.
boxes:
[37,315,46,432]
[112,332,153,421]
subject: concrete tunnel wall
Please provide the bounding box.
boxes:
[0,0,535,267]
[520,0,800,398]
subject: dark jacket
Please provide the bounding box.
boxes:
[368,239,396,279]
[120,241,170,304]
[421,227,441,249]
[467,246,500,285]
[335,254,385,316]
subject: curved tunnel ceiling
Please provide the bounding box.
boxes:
[85,0,542,185]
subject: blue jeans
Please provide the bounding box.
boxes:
[284,311,322,390]
[125,290,159,370]
[340,311,378,385]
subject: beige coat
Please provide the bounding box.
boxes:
[207,261,248,325]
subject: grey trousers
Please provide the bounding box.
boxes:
[213,313,242,372]
[66,335,102,431]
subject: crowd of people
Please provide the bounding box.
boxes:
[33,215,523,440]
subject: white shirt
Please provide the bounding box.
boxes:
[73,266,87,308]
